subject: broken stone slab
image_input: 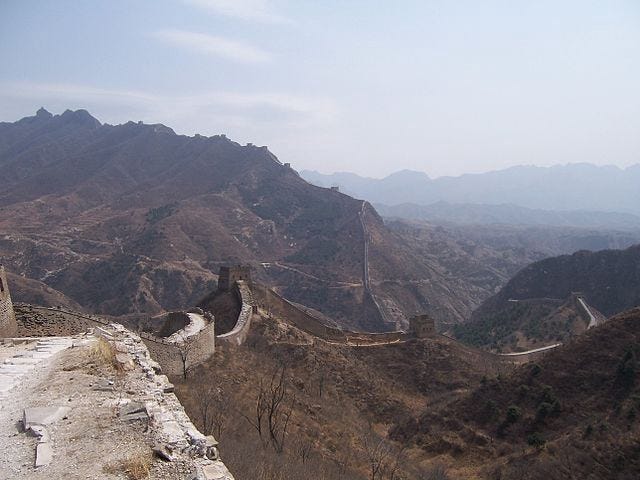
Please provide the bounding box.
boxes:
[119,402,149,423]
[0,378,18,392]
[163,382,175,394]
[0,364,35,374]
[114,353,135,370]
[152,443,175,462]
[23,406,70,429]
[200,461,235,480]
[113,341,130,353]
[4,357,41,365]
[27,425,50,443]
[121,412,150,423]
[35,442,53,467]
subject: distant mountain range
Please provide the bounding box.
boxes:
[375,202,640,230]
[301,165,640,223]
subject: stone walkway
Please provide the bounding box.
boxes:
[0,337,74,402]
[167,313,206,343]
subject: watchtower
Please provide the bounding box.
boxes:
[0,266,17,338]
[410,314,435,338]
[218,265,252,292]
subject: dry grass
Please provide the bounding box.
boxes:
[103,450,152,480]
[90,337,120,370]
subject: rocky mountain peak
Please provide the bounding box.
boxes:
[58,109,101,129]
[36,107,52,118]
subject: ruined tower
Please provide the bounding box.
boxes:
[217,265,252,292]
[410,314,436,338]
[0,266,17,337]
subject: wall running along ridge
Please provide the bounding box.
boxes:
[216,281,254,346]
[251,283,408,345]
[0,266,17,337]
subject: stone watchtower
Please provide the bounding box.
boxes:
[410,314,436,338]
[0,266,17,338]
[217,265,252,292]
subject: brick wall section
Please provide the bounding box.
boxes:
[216,281,254,346]
[252,283,409,345]
[16,305,216,377]
[0,266,17,337]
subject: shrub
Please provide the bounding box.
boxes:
[527,433,546,449]
[583,424,594,438]
[617,348,637,390]
[535,402,554,423]
[506,405,522,424]
[530,363,542,377]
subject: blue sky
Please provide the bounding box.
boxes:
[1,0,639,177]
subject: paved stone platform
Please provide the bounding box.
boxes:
[0,338,74,402]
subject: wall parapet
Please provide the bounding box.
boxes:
[217,281,254,346]
[0,266,18,337]
[94,323,234,479]
[252,283,410,346]
[18,305,216,376]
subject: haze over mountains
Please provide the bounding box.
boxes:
[2,108,639,336]
[302,166,640,227]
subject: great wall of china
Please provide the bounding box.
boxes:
[0,266,17,338]
[2,262,606,477]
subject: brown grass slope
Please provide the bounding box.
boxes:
[173,310,505,480]
[400,307,640,479]
[456,244,640,349]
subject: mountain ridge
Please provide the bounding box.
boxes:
[302,164,640,215]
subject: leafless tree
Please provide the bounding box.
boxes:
[176,335,191,380]
[193,383,230,439]
[265,367,295,453]
[296,437,313,464]
[360,427,406,480]
[240,367,294,453]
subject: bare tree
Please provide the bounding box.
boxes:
[360,427,406,480]
[240,367,295,453]
[296,437,313,464]
[239,378,269,445]
[265,367,295,453]
[176,334,192,379]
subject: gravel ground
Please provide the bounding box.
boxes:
[0,338,197,479]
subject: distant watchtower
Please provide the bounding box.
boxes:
[218,265,252,292]
[410,314,435,338]
[0,266,17,338]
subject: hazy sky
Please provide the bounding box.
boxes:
[1,0,639,178]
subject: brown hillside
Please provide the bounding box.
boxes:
[173,308,508,480]
[400,307,640,479]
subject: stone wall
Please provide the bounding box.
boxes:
[252,283,410,345]
[0,266,17,337]
[94,323,234,479]
[141,320,217,376]
[218,266,252,292]
[15,305,216,377]
[217,281,254,346]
